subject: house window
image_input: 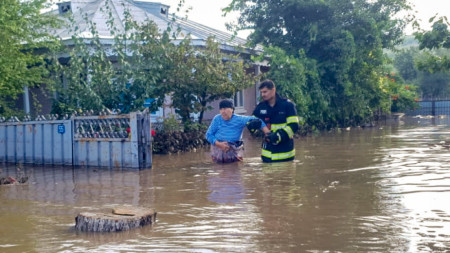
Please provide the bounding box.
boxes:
[234,90,244,108]
[234,90,246,114]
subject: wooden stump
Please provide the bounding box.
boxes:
[75,207,156,232]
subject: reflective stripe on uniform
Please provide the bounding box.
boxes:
[261,149,295,160]
[270,123,294,138]
[282,125,295,138]
[271,123,286,131]
[270,116,298,131]
[262,149,272,158]
[272,149,295,160]
[286,116,299,124]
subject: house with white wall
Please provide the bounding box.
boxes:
[18,0,268,120]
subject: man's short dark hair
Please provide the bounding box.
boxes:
[258,79,275,90]
[219,100,234,109]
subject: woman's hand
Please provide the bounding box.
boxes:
[215,141,230,151]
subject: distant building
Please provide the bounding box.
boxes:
[18,0,268,120]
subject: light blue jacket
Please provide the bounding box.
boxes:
[206,114,266,145]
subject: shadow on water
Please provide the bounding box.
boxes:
[1,117,450,252]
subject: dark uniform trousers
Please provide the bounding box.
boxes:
[253,95,299,163]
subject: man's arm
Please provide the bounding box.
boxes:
[244,116,268,134]
[284,102,299,137]
[265,102,299,145]
[261,126,271,134]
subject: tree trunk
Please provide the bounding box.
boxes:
[198,110,204,124]
[198,100,207,124]
[75,206,156,232]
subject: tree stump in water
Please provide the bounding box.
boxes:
[75,207,156,232]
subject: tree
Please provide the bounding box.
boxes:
[416,16,450,50]
[50,15,117,115]
[51,5,255,124]
[50,10,170,115]
[382,73,418,112]
[255,46,317,126]
[418,71,450,99]
[225,0,412,127]
[165,37,256,123]
[392,47,450,99]
[0,0,59,116]
[394,48,419,82]
[414,16,450,73]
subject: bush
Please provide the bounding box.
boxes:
[152,118,209,154]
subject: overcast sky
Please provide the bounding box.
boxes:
[164,0,450,37]
[405,0,450,34]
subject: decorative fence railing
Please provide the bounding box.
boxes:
[405,100,450,116]
[0,112,151,169]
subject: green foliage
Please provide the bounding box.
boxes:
[416,16,450,50]
[394,48,419,81]
[382,73,418,112]
[257,47,307,110]
[51,4,253,123]
[164,37,257,123]
[152,126,209,154]
[255,47,328,127]
[415,16,450,73]
[0,0,60,116]
[184,120,208,133]
[226,0,411,127]
[153,113,209,154]
[50,8,160,116]
[162,114,183,132]
[130,22,173,112]
[392,46,450,99]
[416,52,450,74]
[419,71,450,99]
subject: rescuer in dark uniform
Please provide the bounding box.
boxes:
[253,79,299,163]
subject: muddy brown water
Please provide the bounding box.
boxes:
[1,117,450,252]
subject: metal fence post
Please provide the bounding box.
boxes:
[129,112,140,168]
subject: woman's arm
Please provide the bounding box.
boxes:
[206,116,220,145]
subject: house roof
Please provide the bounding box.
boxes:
[50,0,261,53]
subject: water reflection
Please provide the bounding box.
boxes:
[1,118,450,252]
[207,163,245,204]
[376,118,450,252]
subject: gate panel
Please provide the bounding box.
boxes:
[6,124,16,162]
[406,100,450,116]
[24,124,34,163]
[72,113,143,168]
[34,123,44,164]
[0,120,72,165]
[99,141,111,167]
[0,111,151,168]
[42,124,53,164]
[436,101,450,115]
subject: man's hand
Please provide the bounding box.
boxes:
[246,119,262,134]
[215,141,230,151]
[265,131,282,145]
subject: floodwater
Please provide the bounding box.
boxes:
[1,117,450,252]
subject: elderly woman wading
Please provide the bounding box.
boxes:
[206,100,269,163]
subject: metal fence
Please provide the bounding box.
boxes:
[0,112,151,169]
[406,100,450,116]
[0,119,73,165]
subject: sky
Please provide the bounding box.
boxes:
[163,0,249,38]
[405,0,450,34]
[163,0,450,38]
